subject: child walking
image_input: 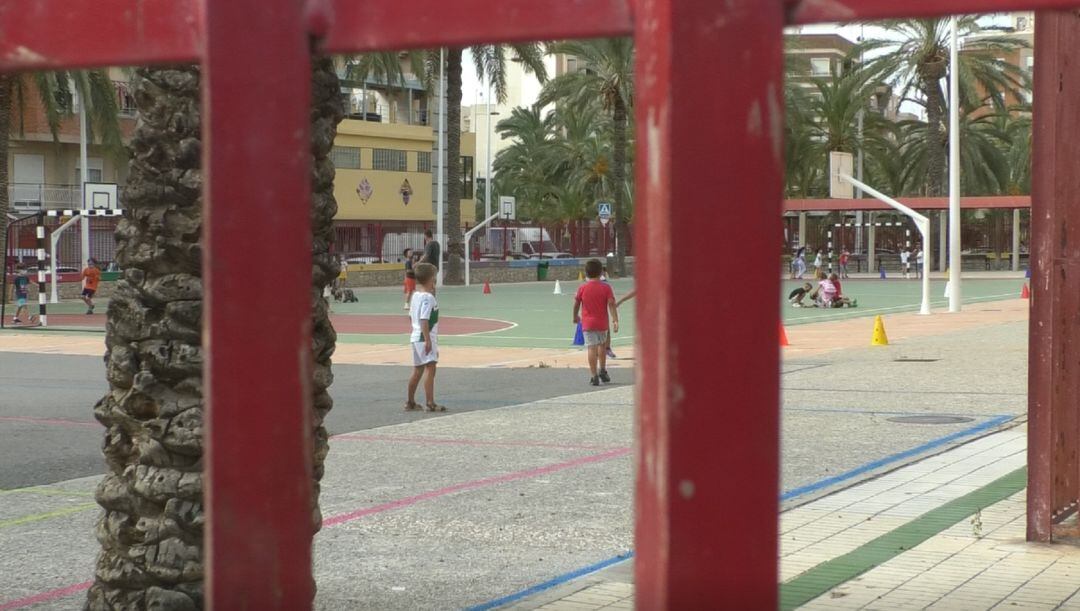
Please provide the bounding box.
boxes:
[574,259,619,386]
[406,262,445,412]
[11,265,30,324]
[81,258,101,315]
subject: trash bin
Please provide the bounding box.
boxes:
[537,260,550,281]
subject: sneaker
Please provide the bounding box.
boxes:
[12,318,21,324]
[86,309,94,315]
[402,303,409,311]
[851,299,858,308]
[606,348,617,359]
[599,370,611,383]
[590,376,600,387]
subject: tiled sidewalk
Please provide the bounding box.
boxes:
[503,424,1080,610]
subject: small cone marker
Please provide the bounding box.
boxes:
[944,281,950,298]
[1025,267,1031,279]
[780,323,789,347]
[871,315,889,346]
[573,322,584,346]
[880,267,887,279]
[578,270,585,281]
[483,281,492,294]
[1021,283,1031,299]
[553,280,563,295]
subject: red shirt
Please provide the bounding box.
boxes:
[575,280,615,331]
[833,279,843,296]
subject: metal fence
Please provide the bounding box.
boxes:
[3,213,121,272]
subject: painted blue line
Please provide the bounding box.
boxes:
[465,551,634,611]
[780,414,1016,502]
[467,414,1016,610]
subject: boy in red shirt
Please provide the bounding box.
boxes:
[573,259,619,386]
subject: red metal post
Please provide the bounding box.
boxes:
[1027,10,1080,543]
[202,0,315,606]
[634,0,783,607]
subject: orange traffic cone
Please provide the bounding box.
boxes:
[483,281,492,294]
[780,323,789,347]
[1021,283,1030,299]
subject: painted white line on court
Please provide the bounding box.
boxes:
[789,292,1018,324]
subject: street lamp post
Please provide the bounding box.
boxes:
[484,80,500,232]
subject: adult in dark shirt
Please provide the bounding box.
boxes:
[422,229,441,269]
[788,282,812,308]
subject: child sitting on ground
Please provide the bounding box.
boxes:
[816,274,837,308]
[788,282,813,308]
[574,259,619,386]
[405,262,445,412]
[829,272,857,308]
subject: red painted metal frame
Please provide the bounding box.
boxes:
[5,0,1079,605]
[1027,10,1080,543]
[201,0,315,606]
[785,195,1031,212]
[634,0,783,607]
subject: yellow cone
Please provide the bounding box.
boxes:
[871,315,889,346]
[578,270,585,281]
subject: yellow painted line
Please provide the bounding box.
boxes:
[0,487,93,498]
[0,503,98,529]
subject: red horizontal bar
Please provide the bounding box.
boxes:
[785,195,1031,212]
[320,0,635,53]
[0,0,201,71]
[787,0,1080,25]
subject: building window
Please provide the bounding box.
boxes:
[418,151,432,173]
[461,156,474,199]
[810,58,830,76]
[373,148,407,171]
[330,146,360,169]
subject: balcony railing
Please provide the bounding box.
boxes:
[6,183,122,212]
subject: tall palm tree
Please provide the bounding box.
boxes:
[0,71,121,284]
[856,18,1029,196]
[436,44,546,284]
[539,38,633,273]
[493,105,559,220]
[345,51,425,122]
[85,60,342,609]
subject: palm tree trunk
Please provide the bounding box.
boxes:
[443,48,465,284]
[612,96,628,275]
[87,61,342,609]
[923,78,948,197]
[87,65,206,610]
[308,55,343,532]
[0,75,11,300]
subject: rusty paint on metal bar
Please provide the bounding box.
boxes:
[1027,10,1080,544]
[320,0,635,53]
[634,0,782,607]
[0,0,201,71]
[788,0,1080,24]
[202,0,316,605]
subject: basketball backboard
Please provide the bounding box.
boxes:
[829,152,854,199]
[84,182,120,210]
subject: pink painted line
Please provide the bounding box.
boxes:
[323,447,631,527]
[0,449,631,609]
[0,416,98,428]
[0,580,92,610]
[331,433,623,452]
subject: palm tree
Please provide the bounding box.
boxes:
[345,51,425,122]
[856,18,1029,196]
[539,38,633,273]
[436,44,546,284]
[493,105,559,220]
[0,71,122,285]
[85,60,343,608]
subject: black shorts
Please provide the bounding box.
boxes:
[82,288,96,298]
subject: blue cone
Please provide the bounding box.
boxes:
[880,267,887,279]
[1025,267,1031,279]
[573,322,584,346]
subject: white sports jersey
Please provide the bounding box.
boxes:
[409,292,439,343]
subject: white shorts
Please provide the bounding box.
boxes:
[411,340,439,366]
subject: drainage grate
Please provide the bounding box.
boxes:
[888,415,974,425]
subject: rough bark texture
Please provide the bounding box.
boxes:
[86,65,206,611]
[86,59,342,610]
[443,48,465,284]
[612,96,628,275]
[308,55,343,532]
[919,58,948,198]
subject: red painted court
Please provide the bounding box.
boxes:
[31,314,512,336]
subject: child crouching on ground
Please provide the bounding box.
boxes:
[406,262,446,412]
[574,259,619,386]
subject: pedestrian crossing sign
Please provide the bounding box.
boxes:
[598,202,612,225]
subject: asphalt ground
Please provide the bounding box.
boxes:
[0,355,631,489]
